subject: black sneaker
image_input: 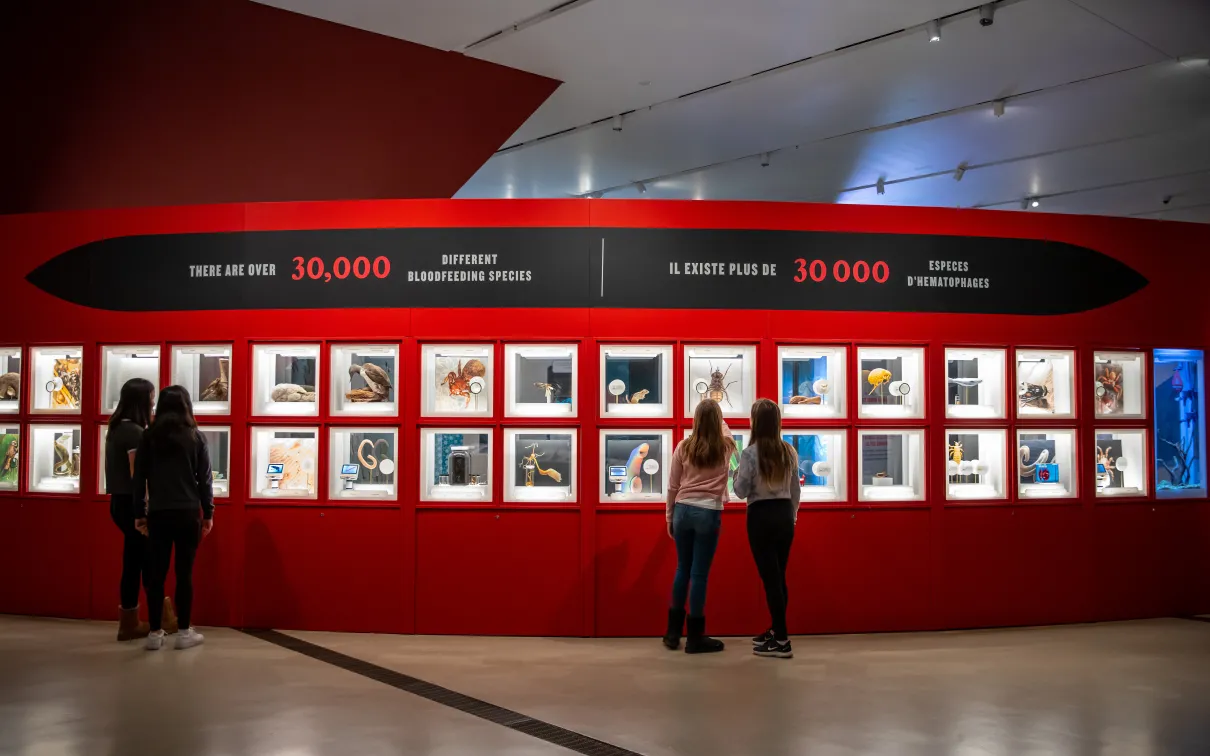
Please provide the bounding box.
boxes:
[753,637,793,659]
[752,629,774,646]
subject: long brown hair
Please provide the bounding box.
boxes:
[750,398,794,485]
[682,399,734,468]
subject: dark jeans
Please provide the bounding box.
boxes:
[147,508,202,632]
[747,499,795,640]
[669,504,722,618]
[109,494,151,611]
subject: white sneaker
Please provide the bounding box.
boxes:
[175,627,205,650]
[145,630,165,651]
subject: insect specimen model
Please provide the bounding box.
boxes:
[1095,368,1122,414]
[346,363,393,403]
[1018,382,1050,409]
[866,368,892,396]
[48,359,81,409]
[701,363,737,407]
[440,359,486,407]
[520,442,563,486]
[948,440,964,464]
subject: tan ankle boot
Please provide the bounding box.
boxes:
[162,597,179,634]
[117,607,148,641]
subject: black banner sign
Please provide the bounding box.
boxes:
[25,228,1147,315]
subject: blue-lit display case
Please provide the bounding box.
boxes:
[1153,349,1205,498]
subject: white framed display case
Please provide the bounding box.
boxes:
[1015,349,1075,419]
[29,346,83,414]
[681,428,748,502]
[97,425,110,494]
[329,427,397,501]
[200,426,231,498]
[252,344,320,417]
[684,345,756,419]
[422,344,493,418]
[945,348,1006,419]
[783,430,846,502]
[944,428,1007,501]
[249,426,319,499]
[857,347,924,420]
[1093,351,1146,419]
[0,347,21,414]
[330,344,398,417]
[600,344,673,418]
[504,428,577,503]
[1153,349,1205,498]
[100,345,160,415]
[171,345,231,416]
[28,424,80,494]
[0,423,18,490]
[505,344,577,418]
[778,346,847,419]
[1094,428,1147,498]
[599,429,672,502]
[420,428,492,502]
[857,429,925,502]
[1016,428,1076,499]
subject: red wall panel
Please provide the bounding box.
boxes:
[1092,504,1187,621]
[0,500,91,619]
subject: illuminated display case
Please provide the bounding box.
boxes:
[422,344,493,418]
[505,344,577,418]
[171,345,231,415]
[1016,428,1076,499]
[783,430,846,502]
[1015,349,1075,419]
[1093,351,1146,419]
[100,345,160,415]
[252,344,320,417]
[29,346,83,414]
[0,348,21,414]
[99,425,230,497]
[329,427,397,500]
[29,424,81,493]
[857,429,924,502]
[0,424,18,490]
[599,430,671,502]
[1153,349,1205,498]
[944,428,1006,501]
[778,346,846,419]
[600,345,673,418]
[684,345,756,419]
[945,348,1006,419]
[681,428,748,502]
[330,344,398,417]
[1094,428,1147,497]
[857,347,924,420]
[420,428,492,502]
[504,428,577,503]
[249,426,318,499]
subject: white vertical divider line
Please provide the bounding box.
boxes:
[600,237,605,298]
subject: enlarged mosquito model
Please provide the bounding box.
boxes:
[520,442,563,487]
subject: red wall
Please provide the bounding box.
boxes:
[0,1,558,214]
[1,199,1207,636]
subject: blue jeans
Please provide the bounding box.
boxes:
[669,504,722,617]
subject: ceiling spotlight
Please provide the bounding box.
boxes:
[1032,199,1040,208]
[927,19,941,43]
[587,191,604,199]
[612,114,624,132]
[979,3,995,26]
[954,163,968,181]
[760,152,771,168]
[635,181,648,195]
[876,177,886,195]
[993,99,1006,117]
[1022,197,1040,209]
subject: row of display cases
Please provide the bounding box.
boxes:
[0,343,1161,421]
[0,423,1185,503]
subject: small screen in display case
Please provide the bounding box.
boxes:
[858,429,924,502]
[600,430,670,501]
[0,424,18,490]
[1015,349,1075,418]
[857,347,924,419]
[601,345,672,417]
[250,427,318,498]
[329,427,397,500]
[684,345,756,419]
[945,348,1006,419]
[421,429,491,501]
[505,429,576,502]
[28,424,81,493]
[0,348,21,414]
[783,431,845,501]
[171,345,231,415]
[1016,429,1076,499]
[331,344,398,416]
[252,344,320,417]
[100,345,160,415]
[945,429,1006,501]
[29,346,83,414]
[778,346,846,419]
[1093,351,1145,419]
[1153,349,1205,498]
[1094,429,1147,497]
[423,344,493,417]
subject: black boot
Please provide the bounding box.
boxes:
[684,616,725,654]
[662,607,686,650]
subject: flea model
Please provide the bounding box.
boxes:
[1017,445,1050,479]
[271,383,316,403]
[199,358,230,402]
[534,382,560,404]
[701,363,737,407]
[441,359,486,407]
[866,368,892,396]
[0,372,18,402]
[346,363,393,403]
[620,443,650,494]
[520,442,563,486]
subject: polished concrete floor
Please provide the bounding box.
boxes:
[1,616,1208,756]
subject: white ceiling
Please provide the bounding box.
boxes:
[256,0,1210,222]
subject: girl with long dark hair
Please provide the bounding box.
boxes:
[662,398,736,653]
[734,398,800,659]
[106,378,159,641]
[132,385,214,650]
